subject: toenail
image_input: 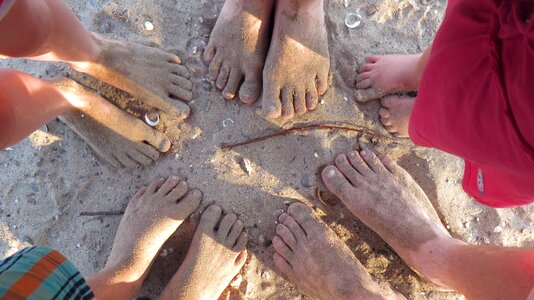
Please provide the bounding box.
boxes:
[349,151,357,158]
[326,168,337,178]
[192,190,201,197]
[171,176,179,180]
[360,150,367,156]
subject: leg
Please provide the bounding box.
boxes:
[160,205,248,300]
[272,202,404,300]
[321,149,534,299]
[0,0,192,119]
[204,0,274,103]
[354,45,432,102]
[262,0,330,119]
[0,246,94,299]
[87,177,202,299]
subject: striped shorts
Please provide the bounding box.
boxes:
[0,246,94,299]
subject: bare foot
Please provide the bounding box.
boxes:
[55,78,171,168]
[378,96,415,138]
[161,205,248,300]
[273,202,404,300]
[87,177,202,299]
[262,0,330,119]
[204,0,273,103]
[354,55,420,102]
[321,150,451,270]
[70,34,192,120]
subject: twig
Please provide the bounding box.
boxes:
[221,123,392,151]
[79,210,125,217]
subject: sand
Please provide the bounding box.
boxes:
[1,0,533,299]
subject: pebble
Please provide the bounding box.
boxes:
[201,79,213,91]
[160,248,169,258]
[301,174,313,188]
[143,21,154,31]
[493,225,503,233]
[319,99,325,105]
[222,118,234,128]
[261,271,271,280]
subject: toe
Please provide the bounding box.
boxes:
[136,143,160,161]
[359,150,389,174]
[293,89,307,115]
[378,153,401,175]
[166,54,182,64]
[156,176,181,197]
[276,223,297,250]
[227,220,244,245]
[380,96,397,108]
[208,55,223,82]
[222,69,243,100]
[128,149,153,166]
[216,64,230,90]
[141,126,171,152]
[218,213,238,240]
[281,89,295,120]
[274,253,293,278]
[335,154,362,186]
[316,72,328,96]
[146,178,166,194]
[378,107,390,119]
[239,73,262,104]
[278,213,306,242]
[366,55,379,63]
[358,63,373,73]
[233,232,248,252]
[287,203,318,236]
[356,72,371,82]
[170,64,191,79]
[321,166,355,198]
[273,236,294,261]
[173,189,202,217]
[305,87,319,111]
[356,79,372,89]
[116,152,139,168]
[262,83,282,118]
[354,88,382,103]
[235,249,248,266]
[164,180,189,202]
[380,115,392,127]
[203,44,216,64]
[347,151,372,176]
[131,186,148,201]
[167,83,193,101]
[171,75,193,91]
[199,205,223,232]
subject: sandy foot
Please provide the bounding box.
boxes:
[70,34,193,120]
[378,96,415,138]
[204,0,273,103]
[262,0,330,119]
[95,177,202,296]
[273,202,404,300]
[354,55,420,102]
[321,150,451,269]
[161,205,248,300]
[54,78,171,168]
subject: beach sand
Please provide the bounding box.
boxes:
[1,0,533,299]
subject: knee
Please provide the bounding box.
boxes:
[0,0,52,57]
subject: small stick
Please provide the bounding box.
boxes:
[221,124,392,151]
[79,210,125,217]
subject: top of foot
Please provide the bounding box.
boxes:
[378,96,415,138]
[203,0,273,103]
[70,34,193,121]
[321,150,450,269]
[262,0,331,119]
[354,55,420,102]
[273,202,404,300]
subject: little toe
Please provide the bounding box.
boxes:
[273,236,294,261]
[378,107,390,119]
[156,176,181,197]
[356,79,373,89]
[222,69,243,100]
[381,116,393,127]
[232,232,248,252]
[335,154,362,185]
[208,55,223,82]
[359,150,389,174]
[216,64,230,90]
[128,149,153,166]
[116,152,139,168]
[276,224,297,250]
[321,166,355,198]
[170,64,190,79]
[164,180,189,202]
[293,89,307,115]
[281,89,295,119]
[131,186,148,201]
[239,74,262,104]
[199,205,223,232]
[227,220,244,245]
[278,213,306,242]
[203,44,216,64]
[218,213,238,240]
[171,75,193,91]
[262,84,282,118]
[274,253,293,278]
[235,250,248,266]
[166,54,182,65]
[287,203,317,235]
[306,87,319,111]
[354,88,382,103]
[167,83,193,101]
[172,189,202,218]
[316,72,329,96]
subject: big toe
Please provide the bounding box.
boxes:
[262,84,282,118]
[173,189,202,219]
[199,205,223,232]
[321,166,355,201]
[239,76,262,104]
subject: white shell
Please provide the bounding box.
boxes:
[143,21,154,31]
[144,112,160,127]
[345,12,362,29]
